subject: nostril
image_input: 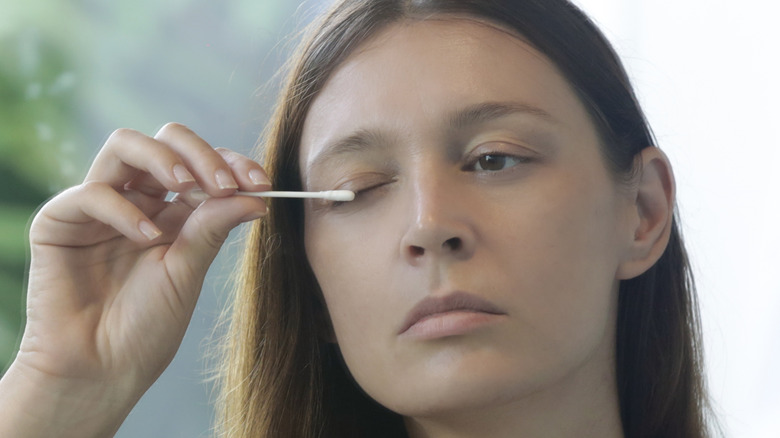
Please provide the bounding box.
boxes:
[406,238,464,260]
[444,237,462,252]
[409,246,425,257]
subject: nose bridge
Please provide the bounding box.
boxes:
[409,163,453,228]
[400,159,475,263]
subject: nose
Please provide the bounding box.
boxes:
[400,171,476,265]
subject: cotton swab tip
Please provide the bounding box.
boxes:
[320,190,356,202]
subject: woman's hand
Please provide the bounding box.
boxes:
[0,123,269,437]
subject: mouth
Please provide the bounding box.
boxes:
[398,291,507,340]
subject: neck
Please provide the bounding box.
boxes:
[403,342,624,438]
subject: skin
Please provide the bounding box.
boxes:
[301,19,674,438]
[0,123,270,437]
[0,15,674,438]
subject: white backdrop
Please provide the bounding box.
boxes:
[574,0,780,436]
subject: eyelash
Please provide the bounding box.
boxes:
[328,181,391,208]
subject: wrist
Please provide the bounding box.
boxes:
[0,359,144,438]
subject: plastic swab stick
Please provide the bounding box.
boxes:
[186,188,355,202]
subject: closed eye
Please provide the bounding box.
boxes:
[328,180,393,208]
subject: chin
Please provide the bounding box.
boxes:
[369,350,546,418]
[389,378,530,419]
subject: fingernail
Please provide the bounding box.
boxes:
[139,221,162,240]
[173,164,195,184]
[249,169,271,186]
[215,169,238,190]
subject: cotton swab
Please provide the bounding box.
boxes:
[185,188,355,202]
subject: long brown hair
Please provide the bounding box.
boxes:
[215,1,714,436]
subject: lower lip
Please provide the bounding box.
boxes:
[400,311,505,340]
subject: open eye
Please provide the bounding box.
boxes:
[465,152,531,172]
[477,154,511,171]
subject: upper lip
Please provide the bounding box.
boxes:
[398,291,506,335]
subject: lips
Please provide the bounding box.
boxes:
[398,291,506,336]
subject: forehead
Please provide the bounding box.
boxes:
[299,18,585,171]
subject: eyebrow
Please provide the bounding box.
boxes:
[305,128,394,177]
[305,100,556,175]
[449,101,556,129]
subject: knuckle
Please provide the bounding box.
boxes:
[79,180,110,197]
[28,210,51,239]
[203,228,229,250]
[193,216,228,250]
[215,148,242,163]
[157,122,191,138]
[106,128,139,145]
[30,188,72,227]
[214,147,239,157]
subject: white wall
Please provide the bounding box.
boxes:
[574,1,780,436]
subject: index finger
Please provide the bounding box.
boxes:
[86,128,196,194]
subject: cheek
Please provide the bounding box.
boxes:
[304,218,401,347]
[305,222,411,396]
[496,170,624,354]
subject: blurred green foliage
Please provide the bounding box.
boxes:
[1,22,87,373]
[0,0,311,373]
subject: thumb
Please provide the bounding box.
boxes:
[164,196,267,296]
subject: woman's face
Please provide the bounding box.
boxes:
[300,19,636,418]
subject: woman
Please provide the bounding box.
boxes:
[0,0,714,437]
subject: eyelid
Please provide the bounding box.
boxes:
[332,171,394,191]
[462,141,539,167]
[319,179,393,211]
[466,140,540,157]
